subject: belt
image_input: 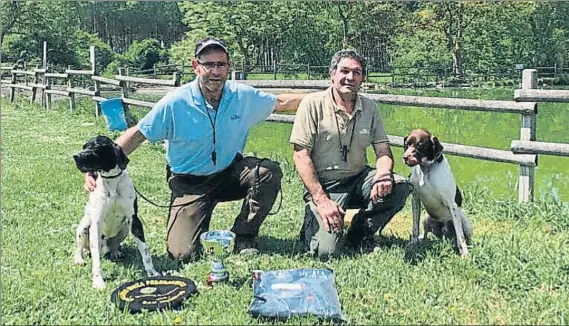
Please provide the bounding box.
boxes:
[167,153,243,184]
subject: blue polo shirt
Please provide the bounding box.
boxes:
[138,78,277,175]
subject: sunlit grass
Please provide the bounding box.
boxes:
[2,95,569,324]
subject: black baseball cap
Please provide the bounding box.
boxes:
[195,37,229,57]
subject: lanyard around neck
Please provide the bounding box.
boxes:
[333,110,357,163]
[204,100,219,165]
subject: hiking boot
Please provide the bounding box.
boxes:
[233,235,260,255]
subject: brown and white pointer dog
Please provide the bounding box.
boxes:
[73,135,159,289]
[403,129,472,256]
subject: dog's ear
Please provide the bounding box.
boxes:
[431,136,444,158]
[113,143,129,170]
[403,136,408,151]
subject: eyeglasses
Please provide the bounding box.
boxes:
[197,60,229,70]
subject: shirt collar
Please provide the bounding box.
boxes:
[189,77,233,108]
[326,86,363,114]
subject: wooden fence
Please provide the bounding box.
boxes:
[4,52,565,203]
[510,69,569,198]
[258,81,538,203]
[123,61,532,85]
[1,46,180,118]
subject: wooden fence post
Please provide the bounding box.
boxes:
[273,61,277,80]
[90,46,100,117]
[307,63,310,80]
[43,41,47,68]
[94,78,101,118]
[119,68,129,98]
[518,69,537,203]
[40,70,46,108]
[9,70,16,102]
[173,72,180,87]
[68,65,76,112]
[118,68,130,119]
[44,69,51,110]
[30,64,38,104]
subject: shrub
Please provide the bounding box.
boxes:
[169,30,209,67]
[552,73,569,85]
[124,39,167,71]
[2,33,77,70]
[73,31,114,72]
[102,54,131,78]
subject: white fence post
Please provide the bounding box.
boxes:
[519,69,537,203]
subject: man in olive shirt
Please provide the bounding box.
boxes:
[290,49,410,260]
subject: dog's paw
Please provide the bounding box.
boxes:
[74,255,86,266]
[92,277,105,289]
[162,270,182,277]
[107,250,123,260]
[458,240,469,257]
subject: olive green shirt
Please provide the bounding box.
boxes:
[290,87,389,182]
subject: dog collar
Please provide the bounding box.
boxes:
[99,170,123,179]
[423,152,444,166]
[434,152,444,163]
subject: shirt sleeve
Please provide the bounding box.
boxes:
[244,86,278,127]
[137,94,174,142]
[371,103,389,144]
[289,97,317,150]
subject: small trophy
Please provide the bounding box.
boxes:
[200,230,235,286]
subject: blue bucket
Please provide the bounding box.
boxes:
[99,98,128,131]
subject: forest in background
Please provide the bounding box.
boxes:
[1,1,568,81]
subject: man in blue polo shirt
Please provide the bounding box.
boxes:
[84,37,304,262]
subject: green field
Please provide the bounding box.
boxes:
[131,86,569,203]
[376,87,569,204]
[367,72,394,84]
[2,93,569,324]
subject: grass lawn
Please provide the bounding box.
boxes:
[2,95,569,324]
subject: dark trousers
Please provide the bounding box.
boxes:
[166,155,282,262]
[300,166,411,260]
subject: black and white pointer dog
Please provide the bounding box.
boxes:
[403,129,473,257]
[73,135,158,289]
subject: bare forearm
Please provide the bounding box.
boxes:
[293,151,327,203]
[275,93,306,112]
[375,155,394,176]
[115,126,146,156]
[373,142,393,177]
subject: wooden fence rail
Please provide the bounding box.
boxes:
[235,79,329,89]
[514,89,569,102]
[511,140,569,157]
[5,49,564,203]
[115,74,180,87]
[509,68,569,173]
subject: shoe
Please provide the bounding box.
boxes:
[234,235,260,255]
[360,237,378,253]
[346,234,377,253]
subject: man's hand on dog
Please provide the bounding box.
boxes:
[371,171,393,202]
[313,196,345,233]
[84,172,97,192]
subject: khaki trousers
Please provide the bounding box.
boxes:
[166,155,282,262]
[299,166,411,260]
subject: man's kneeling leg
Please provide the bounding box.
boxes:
[300,203,345,261]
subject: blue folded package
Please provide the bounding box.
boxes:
[248,268,344,321]
[99,98,127,131]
